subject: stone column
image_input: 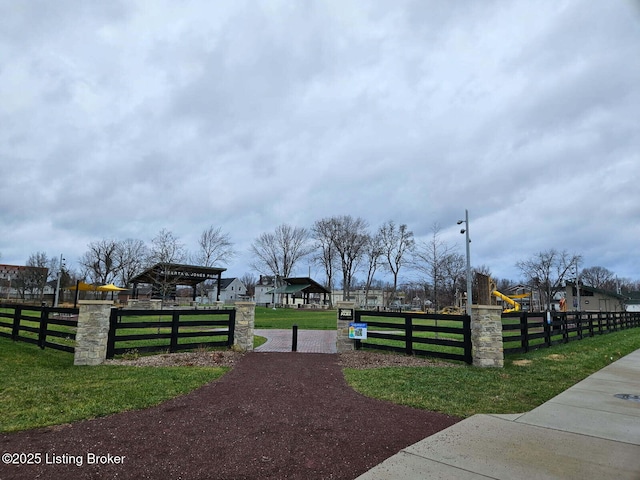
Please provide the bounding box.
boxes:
[234,302,255,352]
[74,300,112,366]
[471,305,504,368]
[336,301,356,353]
[149,299,162,310]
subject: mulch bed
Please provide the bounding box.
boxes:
[1,352,460,480]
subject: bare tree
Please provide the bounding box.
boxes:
[240,273,257,298]
[147,229,189,301]
[148,229,188,265]
[379,221,415,303]
[193,226,235,267]
[412,223,461,312]
[14,252,50,301]
[362,233,383,307]
[79,240,119,285]
[325,215,369,301]
[115,238,148,287]
[311,218,340,305]
[516,249,582,311]
[250,224,312,278]
[580,266,615,290]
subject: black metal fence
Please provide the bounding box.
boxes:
[106,308,236,358]
[502,311,640,355]
[353,310,472,364]
[0,303,79,353]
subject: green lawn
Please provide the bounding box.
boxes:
[344,328,640,418]
[0,337,227,433]
[254,306,336,329]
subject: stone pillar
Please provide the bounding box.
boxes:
[74,300,112,366]
[336,301,356,353]
[471,305,504,368]
[149,299,162,310]
[234,302,255,352]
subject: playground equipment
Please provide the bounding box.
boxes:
[492,290,530,313]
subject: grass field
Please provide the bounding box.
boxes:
[0,337,227,433]
[254,306,336,329]
[344,327,640,418]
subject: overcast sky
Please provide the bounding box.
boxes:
[1,0,639,284]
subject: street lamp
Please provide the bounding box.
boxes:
[457,210,472,316]
[54,254,65,307]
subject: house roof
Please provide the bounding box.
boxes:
[131,263,226,287]
[268,277,331,295]
[219,278,243,289]
[565,281,627,301]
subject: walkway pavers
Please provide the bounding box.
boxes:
[254,329,337,353]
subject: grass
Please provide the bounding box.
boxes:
[344,328,640,418]
[254,306,336,329]
[0,337,228,433]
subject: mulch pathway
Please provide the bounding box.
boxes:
[1,353,460,480]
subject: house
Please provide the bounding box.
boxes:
[330,288,387,308]
[624,292,640,312]
[207,278,248,304]
[563,281,626,312]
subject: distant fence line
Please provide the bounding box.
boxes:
[502,310,640,355]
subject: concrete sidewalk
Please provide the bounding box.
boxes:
[357,349,640,479]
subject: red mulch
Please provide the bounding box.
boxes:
[0,353,460,480]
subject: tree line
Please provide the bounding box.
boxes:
[3,219,639,308]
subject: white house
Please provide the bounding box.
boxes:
[207,278,248,304]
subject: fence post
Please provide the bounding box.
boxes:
[520,312,529,353]
[38,307,49,349]
[233,302,255,352]
[471,305,503,368]
[170,311,180,353]
[336,302,356,353]
[74,300,112,366]
[405,316,413,355]
[106,308,118,359]
[11,306,21,340]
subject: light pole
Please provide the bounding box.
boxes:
[457,210,472,316]
[574,263,581,312]
[53,254,65,307]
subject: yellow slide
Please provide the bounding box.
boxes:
[492,290,521,313]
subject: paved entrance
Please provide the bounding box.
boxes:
[254,329,337,353]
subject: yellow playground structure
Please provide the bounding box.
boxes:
[491,290,530,313]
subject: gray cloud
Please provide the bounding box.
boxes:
[1,0,639,282]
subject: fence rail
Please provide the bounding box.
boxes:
[353,310,472,364]
[502,311,640,354]
[0,303,79,353]
[106,308,236,358]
